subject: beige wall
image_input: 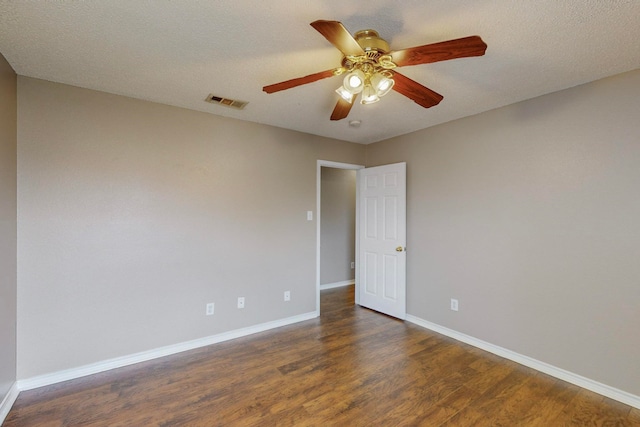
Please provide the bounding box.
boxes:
[11,66,640,400]
[366,69,640,396]
[320,167,356,285]
[0,53,17,400]
[17,77,365,378]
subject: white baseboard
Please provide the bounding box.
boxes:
[18,311,318,391]
[405,314,640,410]
[0,382,19,425]
[320,280,354,290]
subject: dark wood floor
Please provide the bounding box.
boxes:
[4,285,640,426]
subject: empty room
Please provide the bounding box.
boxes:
[1,1,639,425]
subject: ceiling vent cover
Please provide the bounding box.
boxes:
[205,94,248,110]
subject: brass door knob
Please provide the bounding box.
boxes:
[396,246,404,252]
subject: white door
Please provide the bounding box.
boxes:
[357,162,406,319]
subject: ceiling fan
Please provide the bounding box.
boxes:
[263,20,487,121]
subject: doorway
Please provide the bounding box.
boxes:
[316,160,364,314]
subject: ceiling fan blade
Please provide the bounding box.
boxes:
[391,72,443,108]
[310,20,365,57]
[330,95,356,121]
[390,36,487,67]
[263,69,339,94]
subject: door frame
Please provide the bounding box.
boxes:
[316,160,364,314]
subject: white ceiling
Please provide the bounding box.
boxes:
[1,1,639,144]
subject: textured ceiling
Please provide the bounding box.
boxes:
[1,1,639,144]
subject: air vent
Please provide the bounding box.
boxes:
[205,94,248,110]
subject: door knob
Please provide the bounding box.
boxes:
[396,246,404,252]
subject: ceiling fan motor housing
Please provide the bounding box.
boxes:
[354,29,390,56]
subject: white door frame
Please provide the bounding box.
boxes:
[316,160,364,314]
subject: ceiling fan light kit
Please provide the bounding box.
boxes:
[336,62,395,105]
[335,85,356,102]
[361,84,381,104]
[263,20,487,121]
[370,72,394,96]
[333,29,397,105]
[341,69,365,94]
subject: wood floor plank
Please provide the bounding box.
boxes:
[519,379,580,426]
[485,372,557,426]
[549,388,636,426]
[4,285,639,426]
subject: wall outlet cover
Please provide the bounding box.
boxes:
[206,302,215,315]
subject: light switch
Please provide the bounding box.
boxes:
[307,211,313,221]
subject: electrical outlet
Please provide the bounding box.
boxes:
[450,298,459,312]
[284,291,291,301]
[206,302,215,316]
[351,262,355,269]
[237,297,245,309]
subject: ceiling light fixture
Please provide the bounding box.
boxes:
[343,70,365,93]
[333,29,396,105]
[335,68,394,104]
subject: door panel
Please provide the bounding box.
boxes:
[384,196,398,240]
[365,197,378,238]
[357,162,406,319]
[364,252,377,294]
